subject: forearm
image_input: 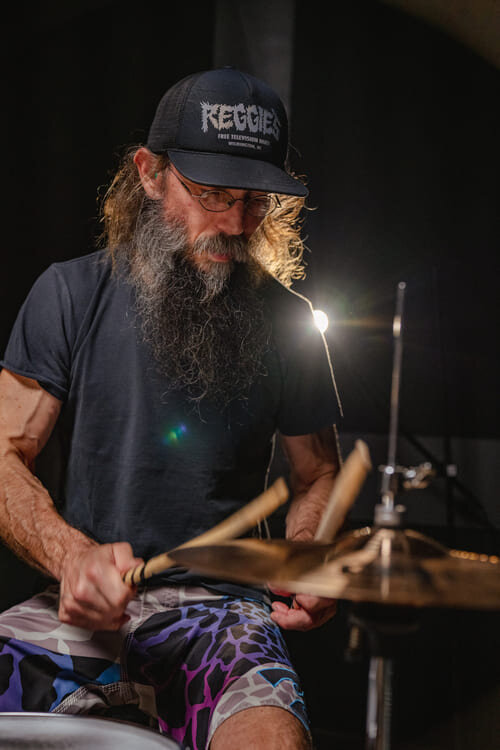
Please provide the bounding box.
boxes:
[0,451,96,580]
[286,470,336,541]
[281,426,340,542]
[0,451,140,631]
[0,371,137,631]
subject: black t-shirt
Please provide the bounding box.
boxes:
[1,250,341,595]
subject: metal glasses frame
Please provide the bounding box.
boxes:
[167,168,280,218]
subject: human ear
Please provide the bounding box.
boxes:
[133,147,163,199]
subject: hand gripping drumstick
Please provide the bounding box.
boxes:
[314,440,372,543]
[123,477,289,586]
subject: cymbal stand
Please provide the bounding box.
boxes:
[342,283,437,748]
[347,601,420,750]
[378,281,406,521]
[360,281,416,750]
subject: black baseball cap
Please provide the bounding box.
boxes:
[146,67,308,197]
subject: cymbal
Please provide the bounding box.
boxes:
[169,538,337,586]
[283,546,500,611]
[169,528,500,611]
[168,527,447,584]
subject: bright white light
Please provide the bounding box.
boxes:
[313,309,329,333]
[393,315,402,337]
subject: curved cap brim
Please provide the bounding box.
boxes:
[167,149,308,197]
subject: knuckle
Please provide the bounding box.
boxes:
[59,603,80,625]
[62,599,80,618]
[60,591,74,610]
[73,580,92,603]
[85,561,102,582]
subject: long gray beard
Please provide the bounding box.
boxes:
[128,199,271,405]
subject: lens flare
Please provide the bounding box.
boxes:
[163,423,187,446]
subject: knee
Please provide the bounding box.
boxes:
[210,706,311,750]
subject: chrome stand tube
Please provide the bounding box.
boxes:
[366,655,393,750]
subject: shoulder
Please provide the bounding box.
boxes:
[261,276,315,327]
[48,249,113,290]
[38,250,117,317]
[261,278,344,431]
[261,276,320,350]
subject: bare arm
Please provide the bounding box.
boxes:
[270,425,340,631]
[0,369,91,576]
[282,425,340,542]
[0,369,140,629]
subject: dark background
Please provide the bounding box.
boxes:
[1,1,499,747]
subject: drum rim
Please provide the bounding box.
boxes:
[0,711,151,726]
[0,712,177,746]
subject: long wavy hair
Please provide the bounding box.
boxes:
[99,146,308,287]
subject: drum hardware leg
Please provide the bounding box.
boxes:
[344,622,363,663]
[348,604,420,750]
[366,654,393,750]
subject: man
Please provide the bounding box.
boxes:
[0,68,341,748]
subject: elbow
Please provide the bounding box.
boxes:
[0,435,37,471]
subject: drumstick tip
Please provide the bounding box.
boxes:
[353,439,372,471]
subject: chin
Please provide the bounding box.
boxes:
[194,255,233,275]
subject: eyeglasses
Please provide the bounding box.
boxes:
[168,168,280,219]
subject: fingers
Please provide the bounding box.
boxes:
[295,593,338,617]
[270,594,337,632]
[112,542,144,577]
[58,594,130,631]
[59,543,140,631]
[267,586,293,598]
[270,600,316,631]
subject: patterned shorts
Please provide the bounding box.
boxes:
[0,584,310,749]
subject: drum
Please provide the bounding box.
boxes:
[0,713,182,749]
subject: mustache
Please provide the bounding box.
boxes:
[192,233,248,262]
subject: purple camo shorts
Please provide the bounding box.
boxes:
[0,584,310,749]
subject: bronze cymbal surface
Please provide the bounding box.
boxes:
[168,538,336,585]
[273,528,500,610]
[169,529,500,611]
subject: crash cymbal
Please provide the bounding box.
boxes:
[279,554,500,610]
[169,528,500,611]
[168,538,336,585]
[169,526,448,585]
[273,528,500,611]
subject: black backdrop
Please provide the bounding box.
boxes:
[2,0,217,343]
[291,0,499,440]
[1,2,500,748]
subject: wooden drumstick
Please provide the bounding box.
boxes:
[123,476,289,586]
[314,439,372,543]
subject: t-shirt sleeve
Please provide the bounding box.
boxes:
[0,265,75,401]
[275,295,343,436]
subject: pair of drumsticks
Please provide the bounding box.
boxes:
[123,440,372,586]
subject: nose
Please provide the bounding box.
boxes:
[214,201,246,236]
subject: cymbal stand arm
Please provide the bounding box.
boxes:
[380,282,406,513]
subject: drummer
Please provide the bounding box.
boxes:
[0,67,341,749]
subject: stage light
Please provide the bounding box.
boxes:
[313,309,329,333]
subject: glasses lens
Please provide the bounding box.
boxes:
[199,190,233,212]
[198,190,277,217]
[246,195,275,218]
